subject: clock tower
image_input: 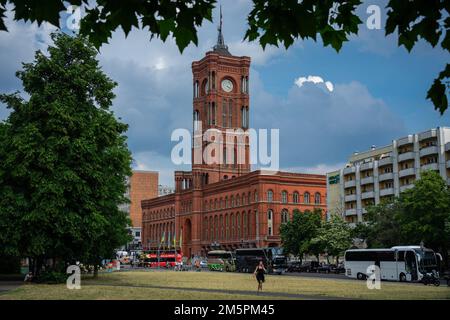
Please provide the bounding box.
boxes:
[191,8,251,185]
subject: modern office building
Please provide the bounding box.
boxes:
[327,127,450,223]
[120,170,159,249]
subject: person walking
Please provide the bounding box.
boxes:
[254,260,266,293]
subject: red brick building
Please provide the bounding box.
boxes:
[141,23,326,257]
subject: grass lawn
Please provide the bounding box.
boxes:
[1,270,449,300]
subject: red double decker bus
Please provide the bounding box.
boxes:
[140,250,182,268]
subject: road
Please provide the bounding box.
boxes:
[120,265,449,286]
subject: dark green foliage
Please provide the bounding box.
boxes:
[280,208,323,259]
[362,171,450,257]
[37,269,67,284]
[0,33,132,276]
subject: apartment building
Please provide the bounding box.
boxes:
[327,127,450,223]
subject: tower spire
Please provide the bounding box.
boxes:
[213,4,231,56]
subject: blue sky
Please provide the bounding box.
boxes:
[0,0,449,186]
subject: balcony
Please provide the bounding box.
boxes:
[421,163,439,171]
[360,176,374,185]
[360,162,374,171]
[344,180,356,188]
[398,151,415,162]
[400,184,414,192]
[418,129,437,141]
[345,209,357,216]
[345,194,357,202]
[361,191,375,200]
[399,168,415,178]
[380,188,394,197]
[379,172,394,182]
[378,157,393,167]
[343,166,356,175]
[420,146,439,158]
[397,135,414,147]
[447,160,450,169]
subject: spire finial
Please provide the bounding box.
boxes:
[213,4,231,55]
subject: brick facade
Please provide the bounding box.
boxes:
[141,28,327,257]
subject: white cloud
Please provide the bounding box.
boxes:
[295,76,334,92]
[284,163,347,175]
[295,75,334,92]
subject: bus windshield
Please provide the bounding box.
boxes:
[415,249,437,272]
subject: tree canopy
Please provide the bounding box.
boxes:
[359,170,450,262]
[0,0,448,114]
[280,208,352,262]
[0,32,132,276]
[311,214,352,264]
[280,208,322,260]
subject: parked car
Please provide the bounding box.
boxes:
[288,261,320,273]
[199,260,208,268]
[331,263,346,274]
[317,264,334,273]
[287,261,302,273]
[303,261,320,273]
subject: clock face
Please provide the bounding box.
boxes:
[221,79,233,93]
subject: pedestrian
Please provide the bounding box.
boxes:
[254,260,266,293]
[24,272,33,283]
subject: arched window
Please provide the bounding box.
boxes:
[243,212,247,239]
[214,216,219,240]
[281,209,289,223]
[225,214,229,240]
[228,100,233,127]
[211,102,216,125]
[293,192,299,204]
[220,215,224,239]
[315,192,321,204]
[222,98,227,127]
[202,78,208,95]
[231,213,235,239]
[267,190,273,202]
[281,191,288,204]
[204,217,208,240]
[225,196,228,208]
[209,216,213,240]
[237,213,241,239]
[231,196,235,207]
[267,210,273,236]
[241,106,249,128]
[236,195,240,206]
[194,80,199,98]
[304,192,310,204]
[254,191,258,202]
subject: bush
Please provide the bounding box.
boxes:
[37,270,68,284]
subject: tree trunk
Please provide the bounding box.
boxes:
[93,264,98,278]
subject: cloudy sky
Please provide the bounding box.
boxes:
[0,0,449,186]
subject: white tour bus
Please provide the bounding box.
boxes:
[344,246,440,282]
